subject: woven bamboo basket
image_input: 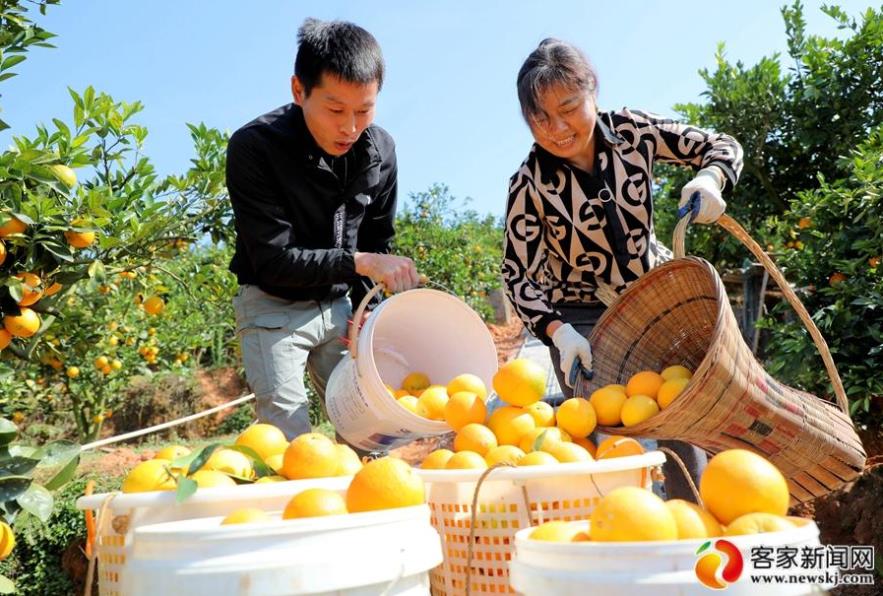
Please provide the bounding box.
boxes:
[577,214,866,503]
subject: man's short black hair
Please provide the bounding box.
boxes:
[295,18,385,96]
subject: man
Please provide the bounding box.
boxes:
[227,18,419,440]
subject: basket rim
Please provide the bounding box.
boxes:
[414,451,665,483]
[131,504,432,540]
[76,475,352,512]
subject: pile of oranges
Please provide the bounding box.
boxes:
[119,423,426,527]
[591,365,693,428]
[404,358,650,470]
[528,448,803,543]
[388,358,694,472]
[222,456,425,526]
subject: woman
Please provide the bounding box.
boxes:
[503,38,743,501]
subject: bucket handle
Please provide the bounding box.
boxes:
[672,210,850,417]
[348,284,386,360]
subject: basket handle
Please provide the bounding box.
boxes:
[672,212,850,416]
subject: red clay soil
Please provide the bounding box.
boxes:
[789,432,883,595]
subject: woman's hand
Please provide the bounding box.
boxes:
[551,323,593,387]
[679,167,726,224]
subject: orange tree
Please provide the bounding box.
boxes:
[393,184,503,320]
[650,3,882,424]
[653,3,883,269]
[756,128,883,424]
[0,0,233,440]
[46,243,238,441]
[0,5,83,589]
[0,86,232,439]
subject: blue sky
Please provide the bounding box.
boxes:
[0,1,873,217]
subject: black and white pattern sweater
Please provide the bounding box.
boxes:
[502,108,743,345]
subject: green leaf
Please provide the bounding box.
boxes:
[0,574,15,594]
[8,445,38,458]
[71,134,89,148]
[0,455,40,476]
[11,212,34,225]
[17,484,53,522]
[0,55,26,71]
[83,85,95,110]
[52,269,88,285]
[33,440,80,465]
[696,540,712,555]
[43,455,79,491]
[37,441,81,491]
[0,477,31,502]
[533,429,548,452]
[73,104,84,128]
[41,240,75,263]
[0,419,18,447]
[184,443,221,476]
[51,118,70,138]
[228,445,275,478]
[67,87,83,109]
[6,282,22,304]
[175,477,198,503]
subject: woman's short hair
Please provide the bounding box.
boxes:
[516,38,598,124]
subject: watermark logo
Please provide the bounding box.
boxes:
[694,540,875,590]
[695,539,744,589]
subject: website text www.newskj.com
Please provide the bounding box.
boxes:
[750,572,874,586]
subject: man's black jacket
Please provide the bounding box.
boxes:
[226,103,396,308]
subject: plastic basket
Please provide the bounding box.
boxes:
[76,476,351,596]
[416,451,665,595]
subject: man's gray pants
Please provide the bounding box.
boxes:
[233,285,350,441]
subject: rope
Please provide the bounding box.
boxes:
[657,446,703,507]
[79,392,256,452]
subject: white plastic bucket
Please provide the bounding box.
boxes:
[76,476,352,596]
[416,451,666,595]
[123,504,443,595]
[510,520,834,596]
[326,288,497,452]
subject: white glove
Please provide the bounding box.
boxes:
[551,323,593,387]
[679,167,726,224]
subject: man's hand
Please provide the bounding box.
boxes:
[354,252,420,293]
[551,323,593,388]
[679,167,726,224]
